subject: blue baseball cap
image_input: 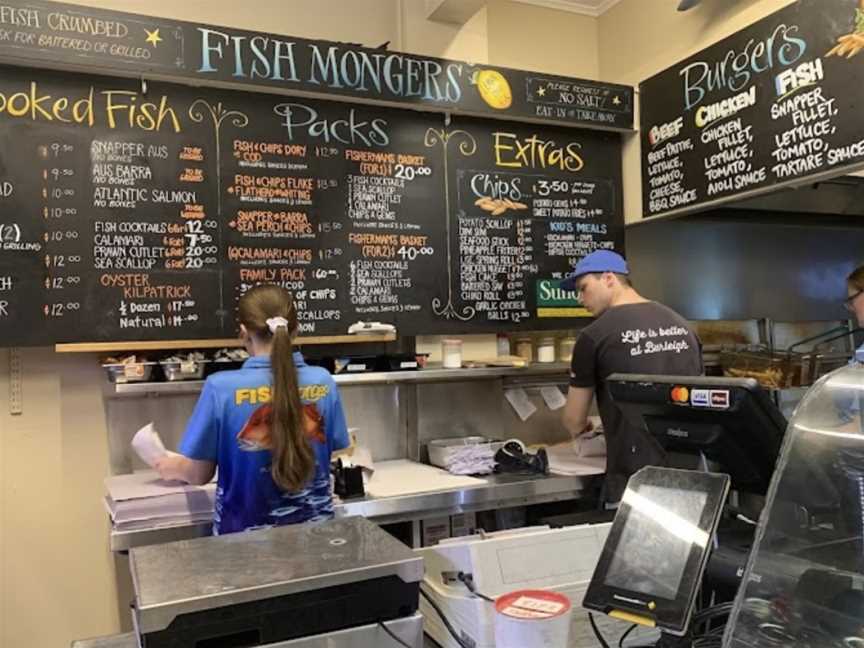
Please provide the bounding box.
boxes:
[560,250,629,291]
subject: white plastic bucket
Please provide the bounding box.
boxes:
[494,589,572,647]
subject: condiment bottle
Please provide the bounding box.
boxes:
[441,339,463,369]
[537,337,556,363]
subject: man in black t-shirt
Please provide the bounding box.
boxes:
[560,250,703,503]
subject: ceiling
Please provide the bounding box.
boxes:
[509,0,625,17]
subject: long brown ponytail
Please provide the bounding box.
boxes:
[238,284,314,491]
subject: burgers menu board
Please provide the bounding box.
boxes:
[640,0,864,219]
[0,63,623,345]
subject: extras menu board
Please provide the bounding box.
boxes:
[0,63,622,345]
[435,117,623,331]
[640,0,864,219]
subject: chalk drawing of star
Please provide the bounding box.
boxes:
[537,86,546,97]
[612,96,621,105]
[145,28,162,47]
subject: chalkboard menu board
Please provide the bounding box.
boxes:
[433,117,623,331]
[640,0,864,219]
[0,61,622,345]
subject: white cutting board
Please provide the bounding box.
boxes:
[366,460,486,498]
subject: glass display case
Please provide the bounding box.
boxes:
[725,354,864,647]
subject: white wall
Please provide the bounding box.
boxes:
[1,350,116,648]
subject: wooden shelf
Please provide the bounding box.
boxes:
[55,333,396,353]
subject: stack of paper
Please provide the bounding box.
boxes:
[546,441,607,477]
[104,471,215,531]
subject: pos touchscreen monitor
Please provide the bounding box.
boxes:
[583,467,730,636]
[606,374,786,495]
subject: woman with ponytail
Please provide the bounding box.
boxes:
[155,284,349,534]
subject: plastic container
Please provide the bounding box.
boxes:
[496,333,511,357]
[442,339,463,369]
[537,337,556,363]
[514,336,533,363]
[103,362,157,384]
[160,359,207,381]
[558,336,577,363]
[494,590,572,648]
[427,436,504,470]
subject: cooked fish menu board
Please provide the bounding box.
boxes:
[0,63,623,345]
[640,0,864,219]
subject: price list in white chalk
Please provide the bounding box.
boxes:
[532,177,617,260]
[342,146,438,319]
[454,166,616,324]
[457,214,534,323]
[40,140,84,322]
[84,138,215,335]
[222,136,335,334]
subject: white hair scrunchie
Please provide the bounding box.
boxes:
[266,317,289,334]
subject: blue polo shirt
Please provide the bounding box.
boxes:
[179,353,350,535]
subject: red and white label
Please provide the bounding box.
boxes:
[495,590,571,620]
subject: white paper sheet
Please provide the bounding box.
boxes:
[540,386,567,410]
[131,422,167,468]
[545,442,606,476]
[504,388,537,421]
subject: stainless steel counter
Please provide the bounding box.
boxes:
[72,615,427,647]
[71,629,444,648]
[68,630,543,648]
[110,472,598,551]
[71,619,640,648]
[130,517,423,635]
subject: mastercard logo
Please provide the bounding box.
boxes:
[670,386,690,403]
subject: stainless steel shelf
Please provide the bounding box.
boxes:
[109,363,570,396]
[109,472,596,551]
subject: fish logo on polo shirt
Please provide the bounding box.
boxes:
[237,402,327,451]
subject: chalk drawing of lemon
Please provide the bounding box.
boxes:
[475,70,512,110]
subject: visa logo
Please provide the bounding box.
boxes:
[690,389,710,407]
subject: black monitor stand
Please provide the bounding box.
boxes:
[583,467,730,643]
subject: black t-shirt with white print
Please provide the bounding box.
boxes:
[569,302,703,503]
